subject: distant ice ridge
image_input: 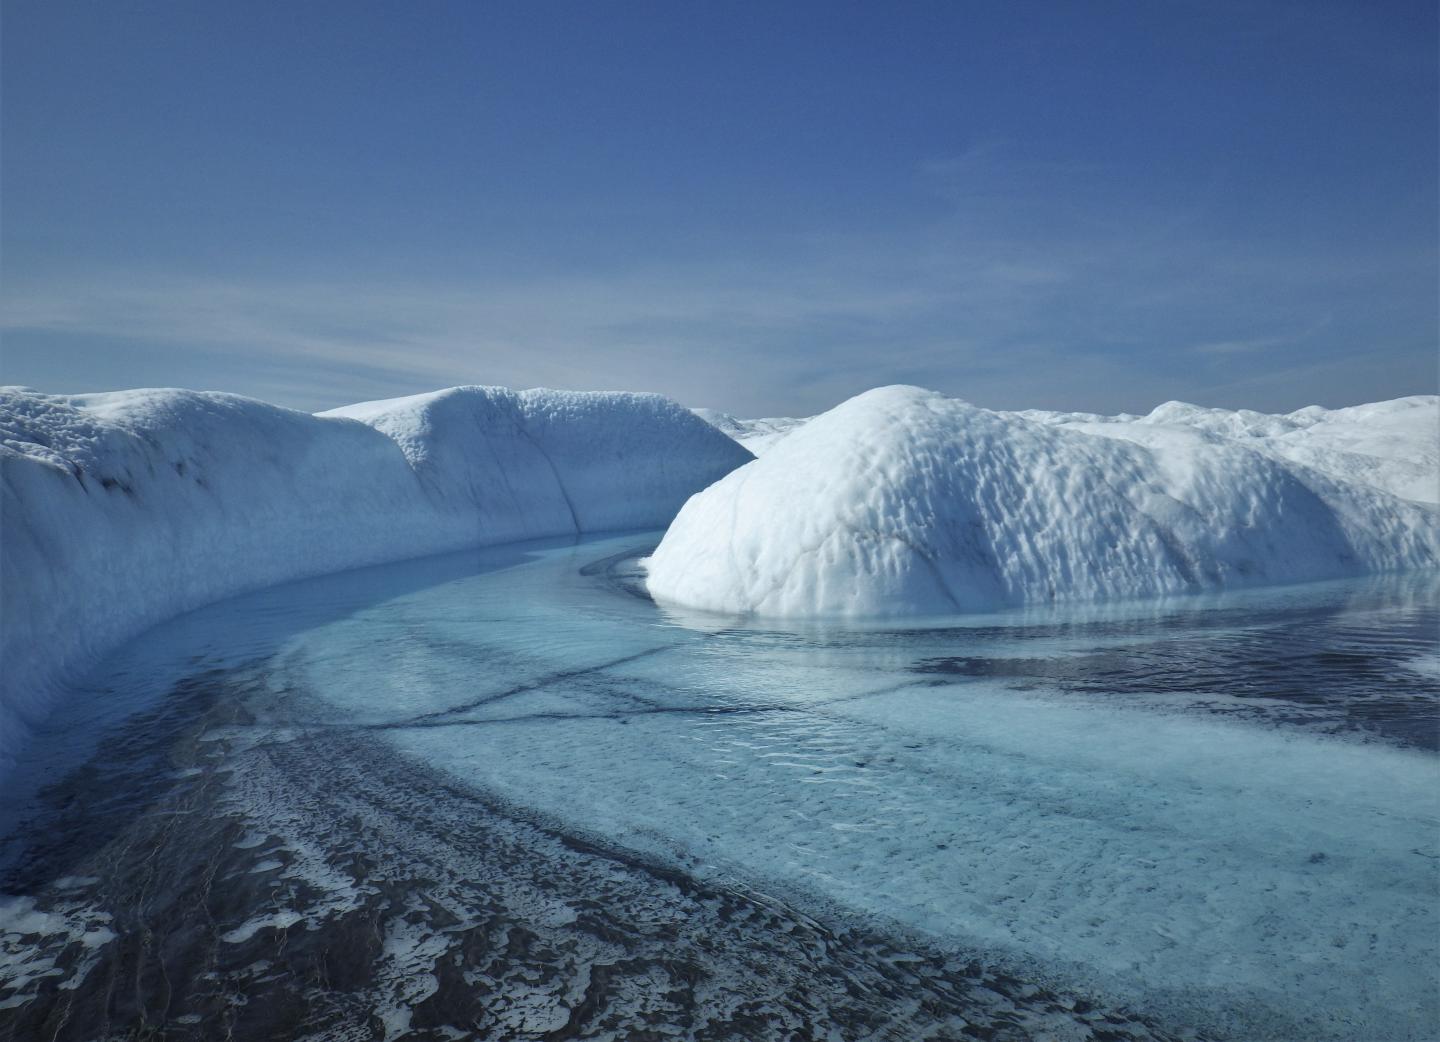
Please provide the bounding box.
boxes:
[648,386,1438,618]
[691,408,810,456]
[1018,394,1439,505]
[0,385,751,772]
[698,394,1439,502]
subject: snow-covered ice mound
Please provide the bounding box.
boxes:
[326,387,753,535]
[1,385,750,770]
[646,386,1438,618]
[1020,394,1439,504]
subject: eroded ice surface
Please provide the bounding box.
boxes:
[6,534,1434,1041]
[0,385,749,773]
[696,394,1439,503]
[650,387,1438,617]
[1020,394,1440,505]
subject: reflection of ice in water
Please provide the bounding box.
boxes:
[25,532,1438,1041]
[249,533,1440,1042]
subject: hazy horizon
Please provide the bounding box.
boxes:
[4,0,1435,418]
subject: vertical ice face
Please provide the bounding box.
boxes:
[0,384,751,773]
[647,386,1439,617]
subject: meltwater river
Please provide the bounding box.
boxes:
[2,533,1436,1041]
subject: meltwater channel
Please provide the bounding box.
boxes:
[2,532,1436,1041]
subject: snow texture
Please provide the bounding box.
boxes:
[1018,394,1439,504]
[691,408,810,456]
[648,386,1438,618]
[0,385,750,771]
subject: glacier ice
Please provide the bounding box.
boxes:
[648,386,1438,617]
[691,408,810,455]
[57,531,1425,1042]
[0,385,750,772]
[1018,393,1439,505]
[699,393,1439,502]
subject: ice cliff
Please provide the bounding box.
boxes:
[647,386,1438,618]
[1,385,751,770]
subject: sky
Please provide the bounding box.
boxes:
[2,0,1436,417]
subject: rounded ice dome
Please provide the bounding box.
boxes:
[644,385,1438,618]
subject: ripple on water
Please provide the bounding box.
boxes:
[1,533,1436,1041]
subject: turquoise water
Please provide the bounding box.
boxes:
[3,533,1437,1041]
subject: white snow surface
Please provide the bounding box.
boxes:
[647,386,1439,618]
[0,384,750,771]
[691,408,810,456]
[1019,393,1439,504]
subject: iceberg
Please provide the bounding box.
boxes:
[0,385,750,771]
[646,386,1438,618]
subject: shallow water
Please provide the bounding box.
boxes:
[2,533,1437,1041]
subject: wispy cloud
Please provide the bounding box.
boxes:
[1190,318,1334,357]
[3,148,1433,416]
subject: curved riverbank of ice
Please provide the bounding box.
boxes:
[0,385,750,773]
[13,532,1427,1040]
[648,386,1438,617]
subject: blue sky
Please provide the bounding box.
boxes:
[3,0,1435,416]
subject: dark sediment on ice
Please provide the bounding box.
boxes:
[0,671,1195,1042]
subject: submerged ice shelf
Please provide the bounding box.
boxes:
[287,539,1440,1040]
[0,616,1192,1042]
[9,533,1432,1041]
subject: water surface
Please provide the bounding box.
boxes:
[3,533,1436,1041]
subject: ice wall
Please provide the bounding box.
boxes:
[1,385,750,771]
[647,386,1438,617]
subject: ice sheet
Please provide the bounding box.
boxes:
[249,535,1439,1041]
